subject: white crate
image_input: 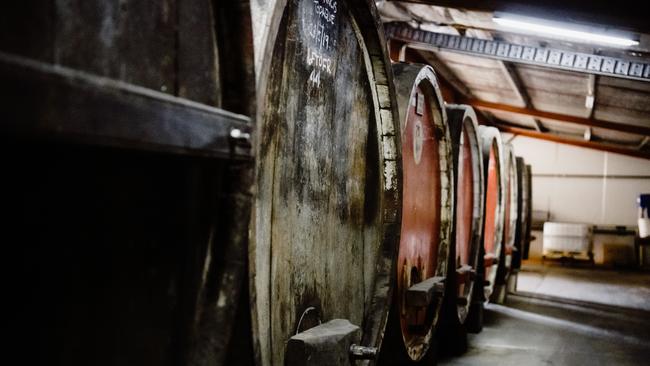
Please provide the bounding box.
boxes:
[543,222,593,256]
[543,236,591,253]
[543,222,592,237]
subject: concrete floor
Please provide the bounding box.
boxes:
[440,263,650,365]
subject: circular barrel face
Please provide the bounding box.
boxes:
[455,123,475,306]
[483,143,500,259]
[523,164,533,259]
[503,162,512,255]
[456,125,474,277]
[397,83,441,359]
[502,149,518,269]
[446,105,483,324]
[253,1,399,365]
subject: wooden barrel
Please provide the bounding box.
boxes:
[512,157,527,270]
[1,2,255,366]
[477,126,506,301]
[492,143,519,303]
[252,1,401,365]
[523,164,533,260]
[379,63,453,363]
[438,104,485,352]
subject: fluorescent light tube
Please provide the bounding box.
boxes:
[493,17,639,47]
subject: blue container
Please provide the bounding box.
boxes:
[639,194,650,209]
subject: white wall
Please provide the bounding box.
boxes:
[504,134,650,227]
[503,134,650,265]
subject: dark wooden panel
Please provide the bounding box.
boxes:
[214,0,257,116]
[0,53,251,160]
[54,0,177,93]
[177,0,221,106]
[0,1,55,62]
[2,142,222,366]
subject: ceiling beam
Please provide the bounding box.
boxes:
[386,1,650,34]
[467,99,650,136]
[498,61,545,132]
[389,39,475,100]
[412,49,473,99]
[385,24,650,83]
[496,124,650,160]
[586,74,598,120]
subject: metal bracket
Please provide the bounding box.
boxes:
[406,276,446,307]
[286,319,377,366]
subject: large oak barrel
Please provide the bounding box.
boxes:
[379,63,453,364]
[437,104,485,351]
[1,2,255,365]
[252,1,401,365]
[492,143,519,303]
[477,126,506,301]
[522,164,534,260]
[512,156,527,271]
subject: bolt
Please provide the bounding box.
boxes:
[349,344,378,360]
[230,128,251,141]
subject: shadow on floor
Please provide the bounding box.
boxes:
[438,291,650,366]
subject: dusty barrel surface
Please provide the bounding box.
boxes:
[513,157,527,270]
[444,105,484,327]
[522,164,534,260]
[492,143,519,303]
[252,0,401,365]
[1,2,255,366]
[502,145,519,269]
[477,126,506,300]
[379,63,453,363]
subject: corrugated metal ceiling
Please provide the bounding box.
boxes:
[378,1,650,156]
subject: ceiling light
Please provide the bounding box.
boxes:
[493,16,639,47]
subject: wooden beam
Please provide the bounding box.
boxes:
[586,74,597,119]
[498,61,545,132]
[467,99,650,136]
[496,125,650,160]
[0,51,252,160]
[411,48,504,125]
[386,1,650,34]
[411,48,473,100]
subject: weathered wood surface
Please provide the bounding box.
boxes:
[54,0,177,94]
[0,52,251,160]
[0,2,256,366]
[523,164,533,260]
[286,319,361,366]
[501,144,519,267]
[445,105,484,324]
[512,157,527,270]
[252,1,400,365]
[0,0,254,110]
[381,64,453,363]
[214,0,257,117]
[2,142,245,366]
[491,143,519,303]
[178,0,221,106]
[477,126,506,300]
